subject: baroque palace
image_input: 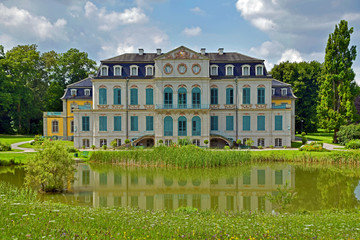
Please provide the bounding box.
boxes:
[43,46,296,148]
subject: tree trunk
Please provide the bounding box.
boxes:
[333,128,339,144]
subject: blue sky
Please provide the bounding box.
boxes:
[0,0,359,82]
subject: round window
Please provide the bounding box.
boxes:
[178,63,187,74]
[192,64,201,75]
[164,64,173,74]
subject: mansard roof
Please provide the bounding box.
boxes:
[67,77,93,87]
[61,77,93,99]
[272,79,297,99]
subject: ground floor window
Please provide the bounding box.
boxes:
[70,120,74,133]
[275,138,282,147]
[52,120,59,133]
[257,138,265,147]
[243,138,250,146]
[165,139,172,146]
[100,139,107,147]
[115,138,121,147]
[82,139,90,148]
[192,139,200,146]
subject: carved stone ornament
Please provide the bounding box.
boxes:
[241,104,253,109]
[112,105,124,109]
[255,104,267,109]
[97,105,109,109]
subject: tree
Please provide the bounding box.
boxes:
[317,20,357,143]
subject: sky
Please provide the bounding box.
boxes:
[0,0,359,82]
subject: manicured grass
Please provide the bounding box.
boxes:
[17,142,33,148]
[0,134,34,145]
[291,141,302,148]
[0,152,35,165]
[1,182,360,239]
[296,131,337,144]
[19,140,74,149]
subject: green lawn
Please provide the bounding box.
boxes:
[296,131,339,145]
[19,140,74,149]
[0,152,35,165]
[0,134,34,145]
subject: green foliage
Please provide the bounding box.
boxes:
[345,139,360,149]
[204,139,209,145]
[301,132,306,137]
[269,145,274,149]
[302,137,308,145]
[66,146,78,153]
[111,140,117,150]
[337,124,360,145]
[25,139,75,192]
[245,138,254,147]
[91,145,96,150]
[266,182,297,212]
[125,139,130,144]
[224,146,230,150]
[102,145,107,150]
[258,146,263,149]
[236,139,241,145]
[0,141,11,151]
[178,137,191,146]
[300,142,328,152]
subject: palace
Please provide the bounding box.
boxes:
[43,46,296,148]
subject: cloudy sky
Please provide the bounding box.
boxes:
[0,0,359,82]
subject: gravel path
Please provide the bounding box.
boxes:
[11,140,36,153]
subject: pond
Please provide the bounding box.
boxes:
[1,163,360,213]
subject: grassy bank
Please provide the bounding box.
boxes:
[1,182,359,239]
[0,134,34,145]
[0,152,35,165]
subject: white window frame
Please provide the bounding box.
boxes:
[71,89,77,96]
[257,138,265,147]
[114,65,122,76]
[100,139,107,147]
[85,89,91,96]
[165,139,172,146]
[130,65,138,76]
[192,139,200,146]
[101,65,109,76]
[255,64,263,76]
[281,88,287,96]
[82,139,90,148]
[145,65,154,76]
[272,88,275,96]
[242,65,250,76]
[115,138,122,147]
[275,138,283,147]
[225,64,234,76]
[210,65,218,76]
[52,120,59,133]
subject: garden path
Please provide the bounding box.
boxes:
[11,141,36,153]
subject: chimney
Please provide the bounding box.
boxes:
[138,48,144,55]
[218,48,224,55]
[200,48,206,55]
[156,48,161,55]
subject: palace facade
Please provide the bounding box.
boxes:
[43,46,296,148]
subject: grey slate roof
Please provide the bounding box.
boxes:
[67,77,93,87]
[271,79,291,87]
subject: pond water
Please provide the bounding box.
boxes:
[1,163,360,213]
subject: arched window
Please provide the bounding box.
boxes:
[242,65,250,76]
[114,65,122,76]
[225,64,234,76]
[113,88,121,105]
[178,116,187,136]
[255,64,263,75]
[100,66,108,76]
[164,116,173,136]
[52,120,59,133]
[226,88,234,104]
[99,88,107,105]
[146,65,154,76]
[164,87,173,108]
[210,65,218,76]
[130,65,138,76]
[192,116,201,136]
[178,87,187,108]
[192,87,201,109]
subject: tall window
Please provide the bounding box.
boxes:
[113,88,121,105]
[114,116,121,131]
[99,88,107,105]
[281,88,287,96]
[257,116,265,131]
[99,116,107,131]
[257,88,265,104]
[52,120,59,133]
[226,116,234,131]
[275,115,283,130]
[258,138,265,147]
[226,65,234,76]
[178,116,187,136]
[242,65,250,76]
[146,88,153,105]
[210,116,218,131]
[192,116,201,136]
[82,116,90,131]
[192,87,201,108]
[226,88,234,104]
[130,88,138,105]
[210,88,218,104]
[257,170,265,185]
[164,116,173,136]
[256,65,263,75]
[70,120,74,133]
[85,89,91,96]
[275,170,283,185]
[243,88,250,104]
[210,65,218,75]
[100,139,107,147]
[243,116,250,131]
[146,116,154,131]
[146,66,153,76]
[130,66,138,76]
[114,66,122,76]
[82,139,90,148]
[178,88,187,108]
[164,87,173,108]
[101,66,108,76]
[131,116,138,131]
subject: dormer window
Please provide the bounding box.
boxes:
[225,64,234,76]
[210,65,218,76]
[130,65,138,76]
[272,88,275,96]
[256,65,263,75]
[114,65,122,76]
[85,89,90,96]
[146,65,154,76]
[242,65,250,76]
[101,66,108,76]
[281,88,287,96]
[71,89,77,96]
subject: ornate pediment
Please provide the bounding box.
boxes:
[155,46,209,60]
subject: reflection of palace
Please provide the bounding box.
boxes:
[68,165,294,212]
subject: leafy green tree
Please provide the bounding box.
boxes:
[271,61,322,133]
[317,20,357,143]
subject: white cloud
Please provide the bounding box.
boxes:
[252,18,277,31]
[84,1,148,31]
[279,49,303,63]
[182,26,202,36]
[190,7,205,15]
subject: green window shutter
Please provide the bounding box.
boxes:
[113,88,121,105]
[275,115,283,130]
[211,116,218,131]
[178,116,187,136]
[243,172,251,185]
[130,88,138,105]
[275,170,283,185]
[243,88,250,104]
[164,116,173,136]
[257,116,265,131]
[164,88,173,106]
[226,88,234,104]
[99,116,107,131]
[257,88,265,104]
[192,116,201,136]
[226,116,234,131]
[257,170,265,185]
[99,88,107,105]
[192,88,201,107]
[131,116,138,131]
[114,116,121,131]
[243,116,250,131]
[146,116,154,131]
[146,88,154,105]
[82,116,89,131]
[211,88,218,104]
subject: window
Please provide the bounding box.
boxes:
[101,66,108,76]
[82,139,90,148]
[272,88,275,96]
[226,88,234,104]
[114,65,122,76]
[70,120,74,133]
[210,116,218,131]
[243,196,251,210]
[178,87,187,108]
[165,139,172,146]
[130,65,138,76]
[99,116,107,131]
[226,196,234,211]
[82,116,90,131]
[100,139,107,147]
[243,172,251,185]
[192,64,201,74]
[71,89,77,96]
[192,116,201,136]
[164,116,173,136]
[193,139,200,146]
[275,115,283,131]
[210,65,218,75]
[257,170,265,185]
[257,138,265,147]
[85,89,91,96]
[243,88,250,104]
[226,116,234,131]
[164,64,173,74]
[258,196,265,211]
[146,88,153,105]
[281,88,287,96]
[225,64,234,76]
[210,88,218,104]
[130,88,138,105]
[257,116,265,131]
[275,138,283,147]
[99,88,107,105]
[164,87,173,108]
[178,116,187,136]
[113,88,121,105]
[130,116,138,131]
[243,116,250,131]
[256,65,263,75]
[275,170,283,185]
[257,88,265,104]
[146,116,154,131]
[114,116,121,131]
[242,65,250,76]
[52,120,59,133]
[115,138,122,147]
[146,65,153,76]
[192,87,201,108]
[243,138,250,145]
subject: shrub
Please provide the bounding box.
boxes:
[338,124,360,145]
[301,132,306,137]
[0,142,11,151]
[67,146,78,153]
[345,139,360,149]
[236,139,241,145]
[91,145,96,150]
[224,146,230,150]
[269,145,274,149]
[102,145,107,150]
[125,139,130,144]
[245,138,254,147]
[204,139,209,145]
[82,145,86,150]
[300,143,328,152]
[258,146,263,149]
[283,145,287,149]
[111,140,117,150]
[178,137,191,146]
[302,137,307,145]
